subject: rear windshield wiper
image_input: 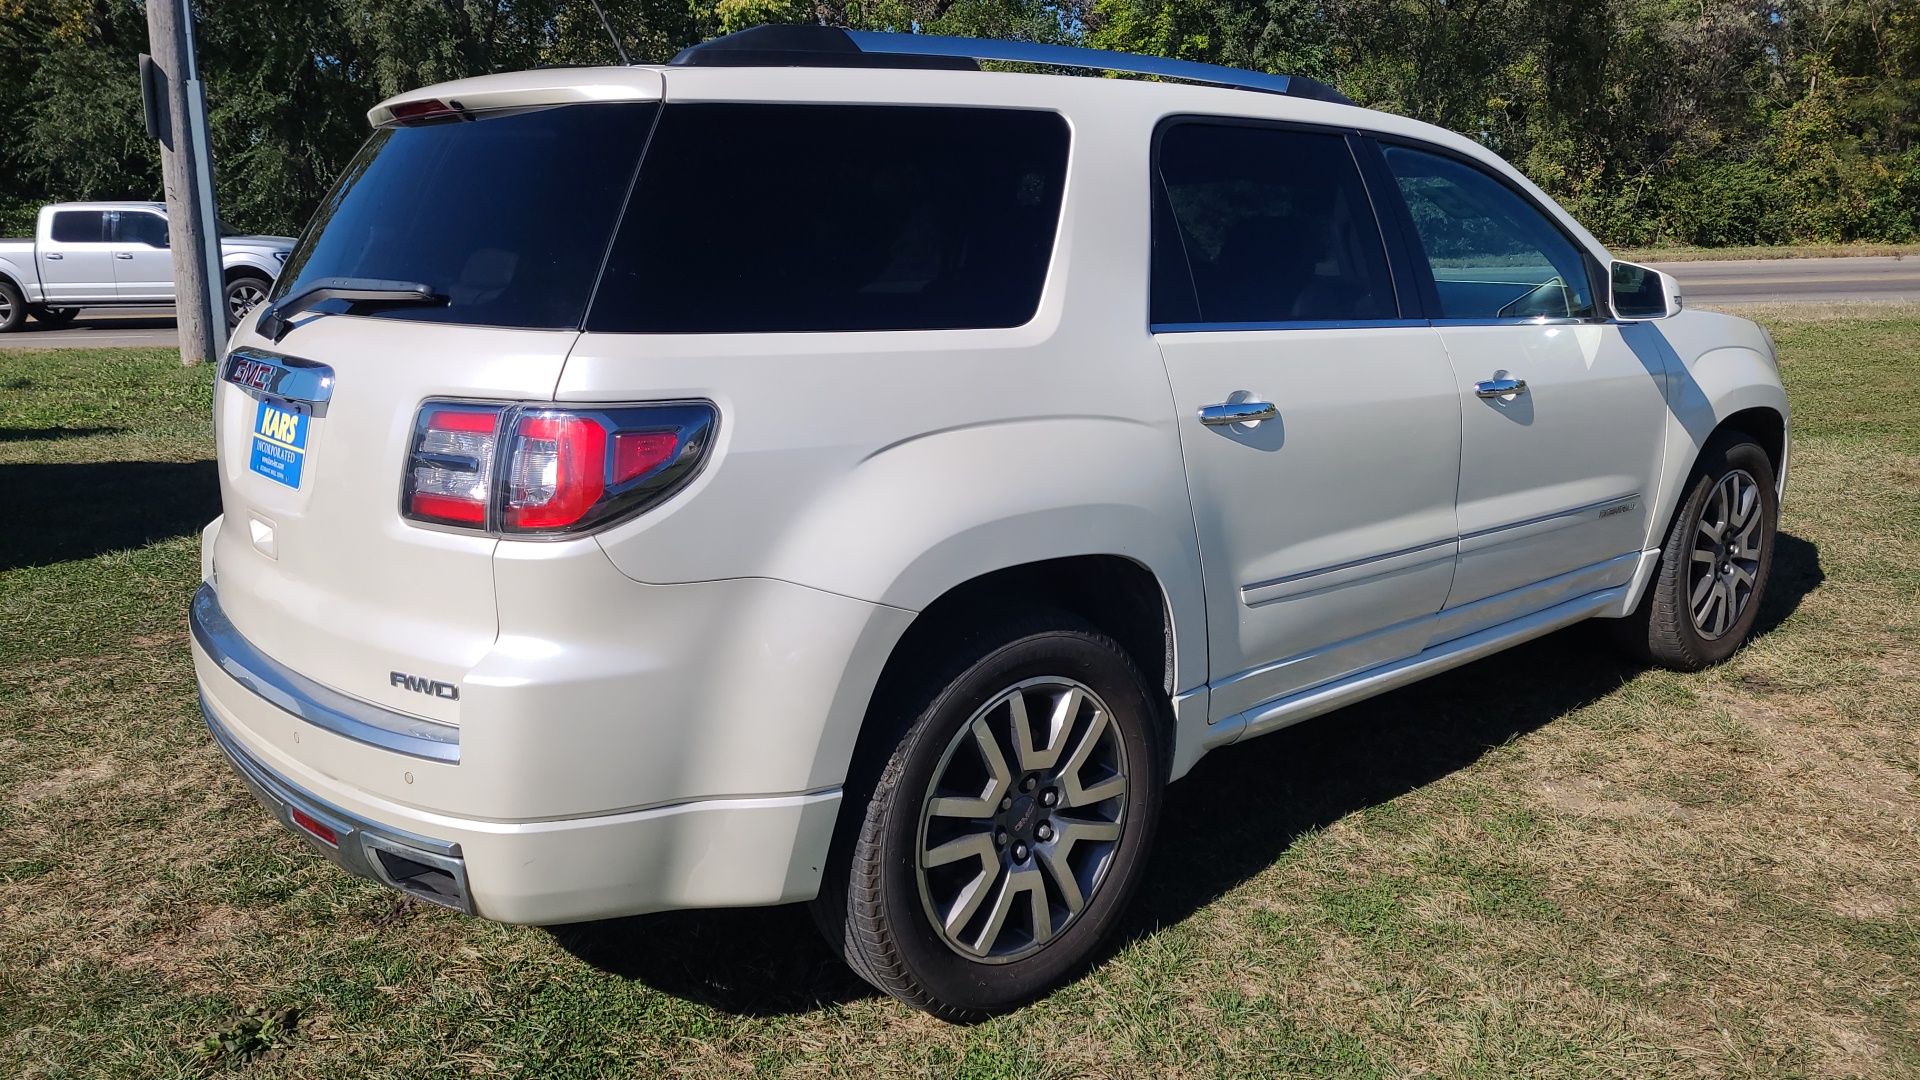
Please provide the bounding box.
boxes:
[255,277,446,342]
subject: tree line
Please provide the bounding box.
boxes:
[4,0,1917,248]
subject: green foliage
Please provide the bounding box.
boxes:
[4,0,1920,245]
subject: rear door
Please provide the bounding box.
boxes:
[212,92,661,720]
[110,209,176,301]
[38,209,116,302]
[1151,120,1462,720]
[1375,143,1667,613]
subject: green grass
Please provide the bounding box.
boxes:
[2,326,1917,1077]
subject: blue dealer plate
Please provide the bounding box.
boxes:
[248,396,309,489]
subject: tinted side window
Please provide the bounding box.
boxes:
[115,212,170,248]
[51,211,108,243]
[276,102,658,329]
[1382,146,1595,320]
[589,104,1070,334]
[1154,123,1396,325]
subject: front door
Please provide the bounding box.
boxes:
[1378,144,1669,613]
[38,209,116,303]
[1152,121,1463,721]
[110,210,176,301]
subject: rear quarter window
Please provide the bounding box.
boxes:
[274,102,659,330]
[587,104,1070,334]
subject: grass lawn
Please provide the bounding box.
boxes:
[1617,241,1920,262]
[2,315,1917,1078]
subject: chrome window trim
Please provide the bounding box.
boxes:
[190,583,461,763]
[1152,318,1430,333]
[200,695,473,913]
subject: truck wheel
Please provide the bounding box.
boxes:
[0,280,25,333]
[225,274,271,327]
[31,305,78,327]
[1612,434,1778,670]
[814,609,1166,1020]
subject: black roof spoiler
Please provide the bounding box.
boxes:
[669,25,1354,105]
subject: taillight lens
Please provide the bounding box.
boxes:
[401,400,714,535]
[406,404,504,525]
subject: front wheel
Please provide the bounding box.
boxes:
[1612,434,1778,670]
[815,611,1165,1020]
[0,279,25,333]
[225,275,271,327]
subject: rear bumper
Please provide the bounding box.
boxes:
[192,585,845,924]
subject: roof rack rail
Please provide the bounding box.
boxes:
[669,25,1355,105]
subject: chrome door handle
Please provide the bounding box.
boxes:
[1474,378,1528,399]
[114,252,134,259]
[1199,400,1278,426]
[45,253,62,260]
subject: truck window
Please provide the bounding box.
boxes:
[1153,122,1397,326]
[587,104,1071,333]
[50,211,109,244]
[273,102,659,330]
[114,212,170,248]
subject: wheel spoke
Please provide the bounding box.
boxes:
[1058,709,1125,808]
[1011,686,1075,773]
[1690,569,1717,607]
[1691,548,1716,564]
[1729,562,1756,588]
[969,864,1046,956]
[923,829,996,869]
[926,716,1016,820]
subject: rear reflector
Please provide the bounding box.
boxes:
[290,808,339,847]
[400,400,715,535]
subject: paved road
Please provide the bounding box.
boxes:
[1647,255,1920,305]
[0,307,181,349]
[2,257,1916,349]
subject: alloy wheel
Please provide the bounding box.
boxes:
[915,677,1128,963]
[228,280,269,323]
[1688,468,1764,639]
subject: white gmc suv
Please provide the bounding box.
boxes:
[191,26,1788,1019]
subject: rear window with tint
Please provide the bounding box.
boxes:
[588,104,1070,334]
[273,102,658,329]
[51,211,109,243]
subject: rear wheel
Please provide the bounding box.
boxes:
[814,610,1165,1020]
[225,274,271,327]
[0,280,25,333]
[1612,434,1778,670]
[30,305,78,327]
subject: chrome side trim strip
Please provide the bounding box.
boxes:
[1241,538,1457,607]
[1205,583,1626,751]
[1459,493,1640,553]
[200,694,474,914]
[190,584,461,763]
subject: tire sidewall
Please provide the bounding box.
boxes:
[0,280,24,333]
[1661,438,1779,664]
[868,628,1164,1014]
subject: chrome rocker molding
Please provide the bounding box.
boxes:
[1205,579,1629,751]
[190,584,461,763]
[200,693,474,913]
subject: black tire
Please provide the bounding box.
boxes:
[813,609,1166,1020]
[224,274,272,328]
[1611,434,1778,670]
[0,279,25,333]
[30,305,78,327]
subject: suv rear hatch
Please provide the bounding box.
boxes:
[211,78,662,726]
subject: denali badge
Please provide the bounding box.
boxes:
[391,671,460,700]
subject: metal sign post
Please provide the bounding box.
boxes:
[141,0,224,365]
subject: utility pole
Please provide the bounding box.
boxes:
[141,0,224,365]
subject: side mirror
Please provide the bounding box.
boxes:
[1611,260,1680,320]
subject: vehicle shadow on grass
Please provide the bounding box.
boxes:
[548,534,1823,1017]
[0,459,220,572]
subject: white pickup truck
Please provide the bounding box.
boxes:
[0,201,295,332]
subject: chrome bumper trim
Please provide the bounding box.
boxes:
[190,583,460,763]
[200,692,474,914]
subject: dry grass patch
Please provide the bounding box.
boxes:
[1,326,1917,1077]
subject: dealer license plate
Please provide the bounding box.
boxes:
[248,396,309,489]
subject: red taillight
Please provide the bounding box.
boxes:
[400,401,714,535]
[290,808,338,847]
[505,413,607,530]
[387,98,464,125]
[405,405,503,526]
